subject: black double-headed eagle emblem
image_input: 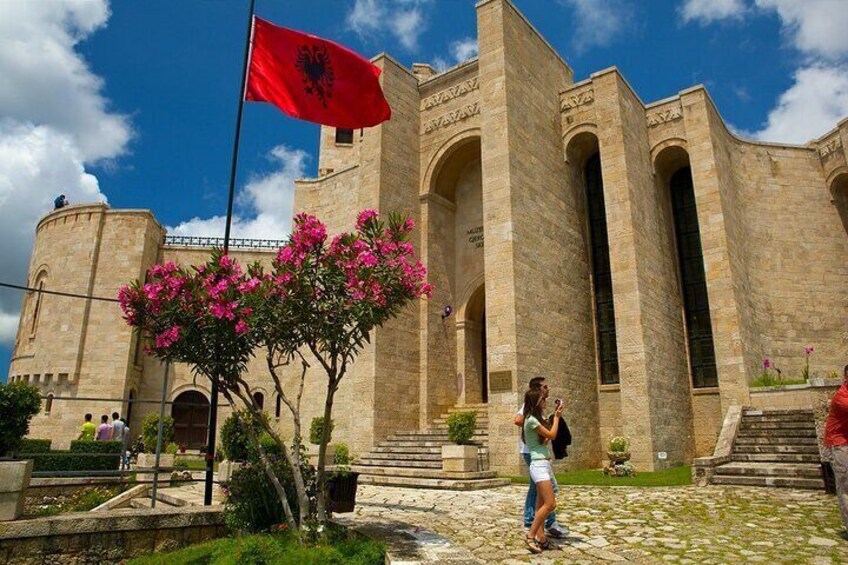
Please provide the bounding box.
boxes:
[295,44,334,108]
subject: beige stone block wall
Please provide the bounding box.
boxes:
[691,392,722,457]
[597,388,622,455]
[749,385,817,410]
[317,125,361,176]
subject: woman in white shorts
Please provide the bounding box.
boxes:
[522,387,563,553]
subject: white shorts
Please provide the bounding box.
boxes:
[529,459,553,483]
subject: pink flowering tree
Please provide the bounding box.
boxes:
[119,210,430,527]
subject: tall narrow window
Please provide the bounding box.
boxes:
[670,167,718,388]
[335,128,354,144]
[253,392,265,411]
[275,395,282,419]
[45,393,54,415]
[585,154,619,384]
[30,279,45,335]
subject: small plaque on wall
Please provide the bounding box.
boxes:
[488,370,513,393]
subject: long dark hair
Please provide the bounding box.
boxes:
[521,388,546,445]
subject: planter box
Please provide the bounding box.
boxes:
[442,444,479,473]
[0,460,33,521]
[136,453,175,471]
[327,471,359,513]
[218,460,244,483]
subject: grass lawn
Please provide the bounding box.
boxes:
[176,458,219,471]
[127,530,384,565]
[511,465,692,487]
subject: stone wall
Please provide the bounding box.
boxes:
[0,506,224,564]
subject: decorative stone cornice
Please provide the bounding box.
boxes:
[560,89,594,112]
[423,103,480,134]
[820,137,843,161]
[647,105,683,128]
[422,78,479,111]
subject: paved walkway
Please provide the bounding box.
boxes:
[343,484,847,564]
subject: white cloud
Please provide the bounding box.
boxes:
[431,37,478,72]
[755,0,848,60]
[559,0,632,51]
[347,0,429,52]
[680,0,747,24]
[749,64,848,144]
[0,0,128,346]
[168,145,309,241]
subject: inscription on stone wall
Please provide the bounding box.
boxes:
[560,89,594,112]
[647,106,683,128]
[466,225,484,248]
[424,103,480,134]
[489,370,513,393]
[820,138,843,161]
[422,78,479,110]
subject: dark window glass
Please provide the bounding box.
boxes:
[670,167,718,388]
[253,392,265,411]
[585,154,619,385]
[335,128,354,144]
[275,395,282,418]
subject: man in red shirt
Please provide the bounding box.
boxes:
[825,364,848,539]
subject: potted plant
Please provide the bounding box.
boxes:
[136,413,176,470]
[0,381,41,520]
[327,443,359,513]
[218,411,259,482]
[442,411,478,473]
[604,436,636,477]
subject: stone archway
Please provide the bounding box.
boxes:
[457,283,487,404]
[171,391,210,449]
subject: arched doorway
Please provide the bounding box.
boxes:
[458,284,487,404]
[172,391,210,449]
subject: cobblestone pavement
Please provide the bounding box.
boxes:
[346,484,848,564]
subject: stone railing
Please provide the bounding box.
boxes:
[163,235,287,250]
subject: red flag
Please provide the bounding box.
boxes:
[245,17,392,129]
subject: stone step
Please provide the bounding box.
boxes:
[733,444,820,454]
[715,462,822,479]
[731,453,821,463]
[740,421,816,430]
[129,496,179,509]
[378,440,489,448]
[734,436,818,445]
[736,428,816,438]
[445,404,489,412]
[743,409,813,416]
[352,466,493,479]
[359,452,442,462]
[154,489,190,507]
[710,475,824,490]
[430,418,489,427]
[388,432,488,441]
[357,473,509,491]
[357,458,443,469]
[371,446,445,455]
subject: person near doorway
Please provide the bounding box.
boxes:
[78,413,96,441]
[521,386,564,553]
[95,414,112,440]
[514,376,568,539]
[118,418,131,470]
[825,364,848,540]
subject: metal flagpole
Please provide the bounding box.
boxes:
[204,0,257,506]
[152,360,170,509]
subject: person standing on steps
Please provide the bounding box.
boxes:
[514,377,568,539]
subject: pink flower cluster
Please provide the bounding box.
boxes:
[804,346,814,356]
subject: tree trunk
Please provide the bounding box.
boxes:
[315,376,338,523]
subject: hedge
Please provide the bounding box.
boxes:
[19,451,120,472]
[18,439,51,453]
[70,440,123,454]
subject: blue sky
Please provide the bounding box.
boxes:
[2,0,848,380]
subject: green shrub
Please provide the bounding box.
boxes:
[32,485,122,517]
[221,411,264,461]
[223,456,315,534]
[334,443,351,466]
[0,381,42,457]
[70,440,123,454]
[608,436,630,452]
[446,411,477,445]
[141,413,174,453]
[22,451,120,472]
[18,439,51,453]
[164,442,179,455]
[309,416,334,445]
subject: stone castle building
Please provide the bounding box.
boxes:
[8,0,848,475]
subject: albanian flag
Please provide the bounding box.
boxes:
[245,17,392,129]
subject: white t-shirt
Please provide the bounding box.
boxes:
[517,405,529,454]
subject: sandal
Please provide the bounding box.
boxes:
[524,534,542,554]
[536,537,555,551]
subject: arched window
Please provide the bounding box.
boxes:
[275,394,282,419]
[30,272,47,336]
[253,392,265,411]
[670,167,718,388]
[585,153,619,385]
[45,393,54,415]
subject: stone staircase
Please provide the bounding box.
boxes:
[712,409,824,489]
[353,404,510,490]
